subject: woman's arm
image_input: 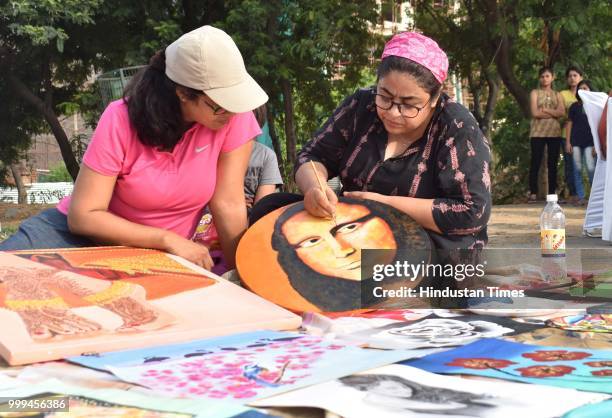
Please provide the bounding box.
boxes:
[68,165,213,267]
[530,90,551,119]
[253,184,277,205]
[565,120,573,154]
[542,92,567,118]
[252,147,283,205]
[295,91,362,218]
[209,140,253,269]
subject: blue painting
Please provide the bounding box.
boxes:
[406,338,612,393]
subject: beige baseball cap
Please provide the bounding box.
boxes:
[165,25,268,113]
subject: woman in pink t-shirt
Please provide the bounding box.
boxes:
[0,26,267,270]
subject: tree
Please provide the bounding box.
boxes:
[0,75,46,202]
[220,0,381,177]
[0,0,109,180]
[412,1,501,135]
[411,0,611,202]
[413,0,611,120]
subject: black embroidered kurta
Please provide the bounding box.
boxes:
[296,88,492,249]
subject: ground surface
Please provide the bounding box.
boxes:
[487,203,609,248]
[0,203,54,238]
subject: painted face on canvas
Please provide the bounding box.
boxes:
[280,203,396,281]
[371,379,414,398]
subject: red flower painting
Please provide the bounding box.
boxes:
[591,369,612,377]
[445,358,517,369]
[517,365,575,377]
[585,361,612,368]
[521,350,591,362]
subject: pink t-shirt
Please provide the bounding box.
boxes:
[57,100,260,238]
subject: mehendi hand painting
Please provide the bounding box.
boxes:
[0,249,300,365]
[1,266,168,340]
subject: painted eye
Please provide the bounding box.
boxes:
[297,237,322,248]
[336,222,361,234]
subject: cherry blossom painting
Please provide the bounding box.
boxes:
[406,338,612,393]
[70,331,414,402]
[0,250,301,365]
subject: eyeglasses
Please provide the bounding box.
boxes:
[373,91,431,119]
[201,96,227,115]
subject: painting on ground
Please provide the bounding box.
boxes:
[0,248,301,365]
[237,197,431,313]
[70,330,414,402]
[252,364,608,418]
[340,314,542,349]
[407,338,612,393]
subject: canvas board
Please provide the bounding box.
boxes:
[252,364,608,418]
[0,248,301,365]
[237,197,431,313]
[69,330,417,403]
[407,338,612,393]
[339,314,541,349]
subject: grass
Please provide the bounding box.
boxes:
[0,224,18,242]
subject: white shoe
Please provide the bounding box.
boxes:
[584,228,602,238]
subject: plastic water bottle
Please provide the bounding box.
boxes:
[540,194,567,282]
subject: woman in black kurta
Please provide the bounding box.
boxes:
[253,32,491,250]
[296,87,491,249]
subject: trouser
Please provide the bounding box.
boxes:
[563,152,577,196]
[0,208,94,251]
[573,146,596,199]
[529,137,561,195]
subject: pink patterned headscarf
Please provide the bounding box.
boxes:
[381,32,448,84]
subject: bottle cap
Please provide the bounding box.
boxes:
[546,194,558,202]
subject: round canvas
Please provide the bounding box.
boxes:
[237,197,431,313]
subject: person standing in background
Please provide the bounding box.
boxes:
[566,80,596,206]
[560,66,584,203]
[528,67,566,203]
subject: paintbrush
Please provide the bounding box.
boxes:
[309,160,337,225]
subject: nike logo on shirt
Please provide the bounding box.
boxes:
[195,145,210,153]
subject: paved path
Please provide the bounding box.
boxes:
[488,204,610,248]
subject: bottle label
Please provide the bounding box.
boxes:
[541,228,565,256]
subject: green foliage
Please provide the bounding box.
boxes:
[220,0,381,164]
[0,77,46,186]
[43,163,72,182]
[412,0,611,203]
[490,96,530,203]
